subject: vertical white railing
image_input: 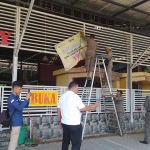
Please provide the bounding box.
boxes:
[0,86,148,116]
[131,89,135,122]
[1,87,4,112]
[132,90,135,112]
[126,89,130,112]
[0,87,2,112]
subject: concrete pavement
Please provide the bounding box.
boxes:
[34,133,149,150]
[1,133,149,150]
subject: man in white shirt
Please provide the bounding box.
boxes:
[57,81,100,150]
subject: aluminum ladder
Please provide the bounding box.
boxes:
[81,54,122,140]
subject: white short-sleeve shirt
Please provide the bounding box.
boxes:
[58,91,85,125]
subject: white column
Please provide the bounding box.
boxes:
[12,6,20,82]
[126,64,130,112]
[127,64,130,89]
[12,0,35,82]
[130,33,133,123]
[12,56,18,82]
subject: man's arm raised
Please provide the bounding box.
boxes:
[80,31,88,41]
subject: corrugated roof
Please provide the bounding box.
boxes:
[52,0,150,25]
[135,1,150,13]
[118,10,149,22]
[113,0,143,6]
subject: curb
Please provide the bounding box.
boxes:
[37,129,144,144]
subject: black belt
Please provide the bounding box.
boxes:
[147,110,150,112]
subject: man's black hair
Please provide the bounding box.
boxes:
[90,34,95,38]
[117,89,123,95]
[68,81,78,89]
[12,81,23,88]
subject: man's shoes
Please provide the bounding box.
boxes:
[140,141,148,144]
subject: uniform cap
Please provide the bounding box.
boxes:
[105,46,111,50]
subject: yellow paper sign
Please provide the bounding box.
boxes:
[29,90,58,106]
[55,33,87,71]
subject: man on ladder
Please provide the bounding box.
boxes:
[80,31,98,78]
[104,46,113,88]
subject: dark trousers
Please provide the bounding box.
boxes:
[62,123,82,150]
[110,112,124,133]
[144,125,150,142]
[85,53,96,73]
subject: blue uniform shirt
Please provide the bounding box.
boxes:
[7,93,29,126]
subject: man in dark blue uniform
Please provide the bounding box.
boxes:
[7,81,30,150]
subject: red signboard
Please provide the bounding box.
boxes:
[0,30,12,45]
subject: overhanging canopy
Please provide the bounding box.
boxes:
[51,0,150,25]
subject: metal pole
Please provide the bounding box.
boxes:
[131,43,150,69]
[12,56,18,82]
[12,0,35,82]
[1,87,4,113]
[15,0,35,56]
[98,56,108,130]
[81,79,88,98]
[30,119,32,138]
[82,56,97,140]
[132,55,150,69]
[129,67,133,122]
[83,23,85,35]
[80,23,87,98]
[12,6,20,82]
[130,34,133,123]
[102,55,111,91]
[98,59,103,92]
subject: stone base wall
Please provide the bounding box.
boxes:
[23,112,145,140]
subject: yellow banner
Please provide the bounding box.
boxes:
[29,90,58,106]
[55,33,87,71]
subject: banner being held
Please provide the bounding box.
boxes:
[55,33,87,71]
